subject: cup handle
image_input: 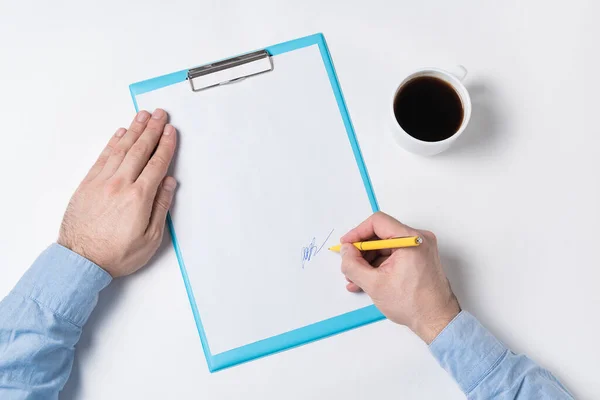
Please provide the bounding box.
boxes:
[448,65,468,82]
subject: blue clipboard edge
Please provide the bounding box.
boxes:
[130,33,384,372]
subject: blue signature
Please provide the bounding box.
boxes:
[301,228,334,268]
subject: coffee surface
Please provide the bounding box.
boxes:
[393,76,464,142]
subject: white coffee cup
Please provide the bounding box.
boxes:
[389,66,471,156]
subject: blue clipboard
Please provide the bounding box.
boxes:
[129,33,384,372]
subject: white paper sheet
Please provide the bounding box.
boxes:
[136,45,374,354]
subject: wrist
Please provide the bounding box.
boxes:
[412,297,461,344]
[57,236,113,277]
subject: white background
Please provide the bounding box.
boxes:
[0,0,598,399]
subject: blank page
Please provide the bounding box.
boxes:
[136,44,374,355]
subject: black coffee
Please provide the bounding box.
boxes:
[393,76,464,142]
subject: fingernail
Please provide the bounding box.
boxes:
[163,178,177,192]
[136,111,150,122]
[152,108,164,119]
[115,128,126,137]
[340,243,350,256]
[163,124,174,136]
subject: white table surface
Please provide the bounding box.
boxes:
[1,1,598,398]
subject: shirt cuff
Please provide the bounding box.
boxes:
[429,311,507,394]
[12,243,112,327]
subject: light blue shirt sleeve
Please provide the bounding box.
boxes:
[0,243,111,400]
[430,311,573,399]
[0,245,574,400]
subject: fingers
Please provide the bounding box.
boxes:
[147,176,178,238]
[345,277,363,292]
[346,281,362,292]
[340,244,376,292]
[99,110,151,179]
[137,124,177,191]
[84,128,125,182]
[117,109,169,181]
[363,250,378,264]
[341,212,418,243]
[418,229,437,246]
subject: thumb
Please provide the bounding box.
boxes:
[148,176,177,237]
[340,244,376,292]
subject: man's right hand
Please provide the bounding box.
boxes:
[339,212,461,344]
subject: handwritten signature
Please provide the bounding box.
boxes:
[301,229,334,268]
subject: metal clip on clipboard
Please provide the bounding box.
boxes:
[187,50,273,92]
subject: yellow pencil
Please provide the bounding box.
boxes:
[328,236,423,253]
